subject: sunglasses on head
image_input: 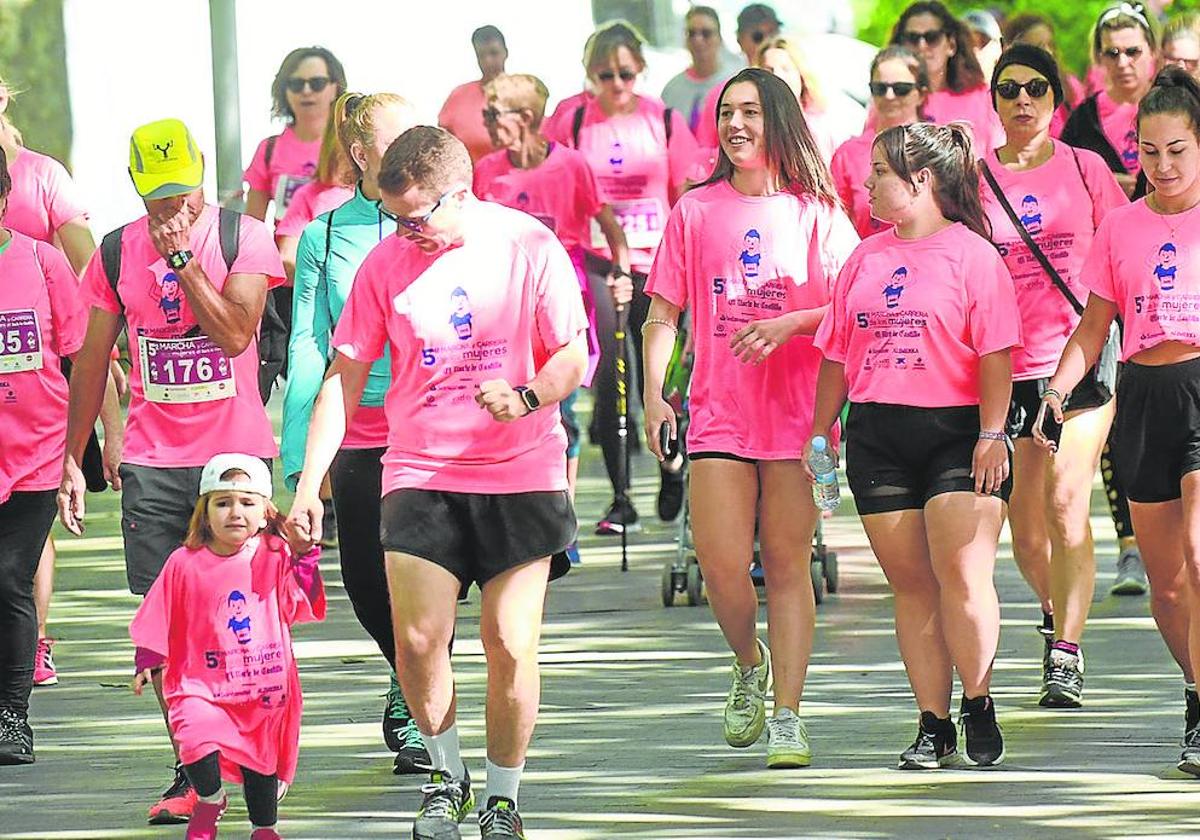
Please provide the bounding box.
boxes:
[1101,45,1144,61]
[870,81,918,97]
[597,69,637,83]
[286,76,331,94]
[995,78,1051,99]
[901,29,946,48]
[687,27,717,39]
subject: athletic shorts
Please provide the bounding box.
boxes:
[1111,357,1200,503]
[380,489,575,589]
[845,402,1012,515]
[1007,373,1112,439]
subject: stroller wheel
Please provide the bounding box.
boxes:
[661,561,676,607]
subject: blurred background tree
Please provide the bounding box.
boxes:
[0,0,72,167]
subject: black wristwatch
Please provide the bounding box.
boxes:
[167,250,194,271]
[514,385,541,414]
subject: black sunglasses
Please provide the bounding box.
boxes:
[901,29,946,47]
[597,69,637,83]
[286,76,331,94]
[870,81,918,97]
[995,78,1051,99]
[1101,46,1144,61]
[481,107,522,123]
[687,27,717,39]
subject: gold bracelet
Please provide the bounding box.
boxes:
[644,318,678,335]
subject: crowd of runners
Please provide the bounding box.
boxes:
[5,1,1200,837]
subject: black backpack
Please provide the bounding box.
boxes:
[99,206,285,404]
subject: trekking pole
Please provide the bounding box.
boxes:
[615,302,631,573]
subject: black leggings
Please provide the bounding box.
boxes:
[184,751,277,826]
[585,252,650,497]
[0,490,57,715]
[328,447,394,668]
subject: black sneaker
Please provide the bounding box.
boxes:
[147,762,195,824]
[595,497,641,536]
[413,770,474,840]
[898,711,957,770]
[1181,726,1200,777]
[479,796,527,839]
[656,462,686,522]
[959,695,1004,767]
[1040,646,1084,708]
[0,707,34,765]
[1186,688,1200,742]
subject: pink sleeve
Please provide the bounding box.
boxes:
[967,246,1023,355]
[232,215,287,289]
[814,250,861,363]
[532,229,588,353]
[574,156,604,220]
[645,202,688,309]
[809,202,861,297]
[333,253,389,362]
[830,145,855,215]
[79,248,121,314]
[1081,216,1118,302]
[129,552,177,658]
[277,540,325,625]
[39,243,87,356]
[666,109,702,189]
[1077,148,1130,227]
[134,647,165,673]
[243,137,272,193]
[542,102,572,145]
[41,159,88,231]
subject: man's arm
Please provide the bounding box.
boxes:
[172,265,268,358]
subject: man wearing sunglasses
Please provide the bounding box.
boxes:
[439,25,510,164]
[662,5,742,134]
[289,126,586,840]
[735,3,782,65]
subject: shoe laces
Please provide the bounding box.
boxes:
[1116,550,1143,580]
[729,665,762,711]
[907,723,938,757]
[1046,650,1081,684]
[418,776,465,819]
[399,718,426,751]
[161,764,191,799]
[385,681,411,722]
[1185,726,1200,749]
[767,713,803,747]
[35,638,54,668]
[480,800,522,835]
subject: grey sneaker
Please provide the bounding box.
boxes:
[1040,647,1085,708]
[723,638,771,748]
[766,708,811,768]
[1111,546,1148,596]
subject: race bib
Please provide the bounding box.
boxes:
[0,308,43,373]
[273,175,311,219]
[592,198,665,251]
[139,334,236,404]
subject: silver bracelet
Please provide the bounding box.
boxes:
[1041,388,1064,403]
[978,430,1008,442]
[644,318,678,335]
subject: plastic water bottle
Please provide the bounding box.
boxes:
[809,436,840,512]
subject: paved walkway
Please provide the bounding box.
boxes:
[2,446,1199,839]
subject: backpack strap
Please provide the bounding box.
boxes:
[264,134,279,168]
[571,105,585,149]
[324,207,335,269]
[99,225,127,307]
[217,206,240,271]
[663,107,673,144]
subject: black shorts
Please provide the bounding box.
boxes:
[1111,357,1200,503]
[380,489,575,589]
[845,402,1012,515]
[1007,374,1113,439]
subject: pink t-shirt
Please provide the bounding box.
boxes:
[473,143,603,254]
[831,131,892,239]
[542,91,593,142]
[1097,90,1141,176]
[1083,198,1200,359]
[547,95,701,272]
[4,149,88,243]
[130,534,325,783]
[332,201,587,495]
[0,232,86,503]
[646,181,860,458]
[80,206,285,467]
[275,181,353,239]
[439,81,494,163]
[980,143,1128,379]
[922,85,1006,156]
[341,404,389,450]
[243,126,321,221]
[815,223,1022,407]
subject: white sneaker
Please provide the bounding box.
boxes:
[723,638,770,748]
[767,708,811,768]
[1111,546,1148,596]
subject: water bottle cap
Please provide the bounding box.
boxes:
[812,436,827,452]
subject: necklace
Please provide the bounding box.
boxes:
[1148,193,1200,241]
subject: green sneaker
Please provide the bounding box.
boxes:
[412,770,474,840]
[724,638,771,748]
[766,707,811,768]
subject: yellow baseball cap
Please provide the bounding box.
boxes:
[128,118,204,199]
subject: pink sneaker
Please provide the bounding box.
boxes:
[185,795,227,839]
[250,829,283,840]
[33,638,57,687]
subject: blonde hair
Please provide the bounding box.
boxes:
[0,75,23,146]
[315,102,352,185]
[1164,13,1200,49]
[183,469,281,550]
[484,74,550,126]
[334,91,415,178]
[756,36,826,113]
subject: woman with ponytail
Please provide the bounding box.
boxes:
[812,121,1021,770]
[643,68,858,769]
[1036,66,1200,776]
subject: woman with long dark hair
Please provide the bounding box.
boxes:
[812,122,1020,769]
[643,68,858,769]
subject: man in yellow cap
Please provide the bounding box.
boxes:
[55,118,286,827]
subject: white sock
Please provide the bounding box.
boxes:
[198,788,225,804]
[485,758,524,806]
[251,824,277,832]
[1188,682,1197,693]
[423,724,466,779]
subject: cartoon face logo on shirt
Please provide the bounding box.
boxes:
[1155,243,1178,291]
[883,267,909,308]
[516,191,530,207]
[609,142,624,174]
[226,590,252,645]
[739,229,762,279]
[1121,130,1139,170]
[156,273,184,324]
[1019,195,1043,235]
[449,287,473,340]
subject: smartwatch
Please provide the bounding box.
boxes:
[167,250,194,271]
[514,385,541,414]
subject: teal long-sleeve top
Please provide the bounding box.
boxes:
[281,184,393,489]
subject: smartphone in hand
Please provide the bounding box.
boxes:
[659,423,679,460]
[1040,409,1063,451]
